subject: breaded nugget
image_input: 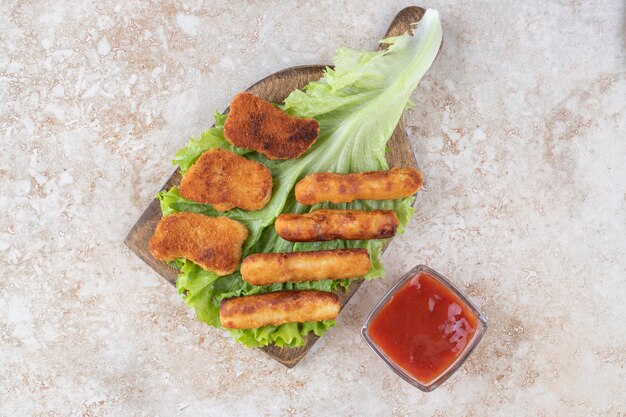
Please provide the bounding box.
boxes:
[223,92,319,160]
[274,209,399,242]
[149,212,248,276]
[241,249,371,286]
[295,167,423,205]
[179,148,272,211]
[219,290,340,329]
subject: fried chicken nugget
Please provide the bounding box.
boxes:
[295,167,423,205]
[179,148,272,211]
[241,249,371,286]
[275,209,399,242]
[223,92,319,160]
[149,212,248,276]
[219,290,340,329]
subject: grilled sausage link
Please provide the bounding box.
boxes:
[219,290,340,329]
[241,249,371,285]
[274,209,399,242]
[295,167,423,205]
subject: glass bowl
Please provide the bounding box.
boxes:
[361,264,488,392]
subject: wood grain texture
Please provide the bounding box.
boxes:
[124,6,430,368]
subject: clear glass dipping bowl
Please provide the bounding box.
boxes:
[361,265,488,392]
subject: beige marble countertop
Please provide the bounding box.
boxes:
[1,1,625,416]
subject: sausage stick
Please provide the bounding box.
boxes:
[241,249,371,286]
[219,291,340,329]
[295,167,423,205]
[274,209,399,242]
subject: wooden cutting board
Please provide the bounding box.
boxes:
[125,6,429,367]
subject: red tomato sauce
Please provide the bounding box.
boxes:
[368,272,478,384]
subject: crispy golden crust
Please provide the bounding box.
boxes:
[295,167,423,205]
[241,249,371,286]
[179,148,272,211]
[223,92,320,160]
[219,290,340,329]
[274,209,399,242]
[149,212,248,276]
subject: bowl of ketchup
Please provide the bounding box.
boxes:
[361,265,487,392]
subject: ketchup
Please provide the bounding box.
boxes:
[368,272,478,384]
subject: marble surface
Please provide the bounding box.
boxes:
[1,1,625,415]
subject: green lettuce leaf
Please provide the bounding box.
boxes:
[161,9,442,348]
